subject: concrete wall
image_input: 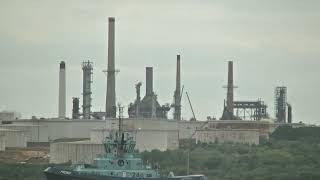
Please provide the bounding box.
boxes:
[50,141,104,164]
[195,129,260,145]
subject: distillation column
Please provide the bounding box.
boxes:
[82,61,93,119]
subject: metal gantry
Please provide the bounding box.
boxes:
[234,100,268,121]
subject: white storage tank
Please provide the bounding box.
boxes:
[50,141,104,164]
[0,128,27,148]
[0,132,5,151]
[195,129,260,145]
[0,124,48,142]
[90,128,179,151]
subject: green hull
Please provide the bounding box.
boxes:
[44,167,205,180]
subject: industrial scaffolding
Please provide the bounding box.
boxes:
[82,61,93,119]
[234,100,268,121]
[275,86,287,123]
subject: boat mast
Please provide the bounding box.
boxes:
[118,104,124,133]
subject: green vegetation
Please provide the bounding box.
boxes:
[1,126,320,180]
[0,164,46,180]
[141,126,320,180]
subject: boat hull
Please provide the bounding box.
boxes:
[44,167,205,180]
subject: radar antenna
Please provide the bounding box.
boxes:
[118,104,124,133]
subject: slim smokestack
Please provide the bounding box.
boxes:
[58,61,66,118]
[146,67,153,96]
[174,55,181,120]
[226,61,234,117]
[105,17,116,118]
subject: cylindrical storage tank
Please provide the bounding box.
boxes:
[0,128,27,148]
[50,141,104,164]
[72,97,80,119]
[0,132,5,151]
[0,124,33,142]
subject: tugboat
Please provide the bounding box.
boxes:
[44,106,205,180]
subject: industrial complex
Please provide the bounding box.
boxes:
[0,17,302,164]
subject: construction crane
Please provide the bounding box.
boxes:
[179,85,184,104]
[171,85,185,106]
[186,92,196,121]
[171,85,184,115]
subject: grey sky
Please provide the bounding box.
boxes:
[0,0,319,124]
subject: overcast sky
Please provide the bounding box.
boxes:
[0,0,319,124]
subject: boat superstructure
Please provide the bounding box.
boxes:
[44,106,205,180]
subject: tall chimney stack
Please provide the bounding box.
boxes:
[146,67,153,96]
[174,55,181,120]
[58,61,66,118]
[226,61,234,117]
[105,17,116,118]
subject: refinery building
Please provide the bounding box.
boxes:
[0,17,302,164]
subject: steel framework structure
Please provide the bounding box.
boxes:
[234,100,268,121]
[275,87,287,123]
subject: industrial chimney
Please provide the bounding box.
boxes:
[105,17,116,118]
[146,67,153,96]
[58,61,66,119]
[174,55,181,120]
[226,61,234,117]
